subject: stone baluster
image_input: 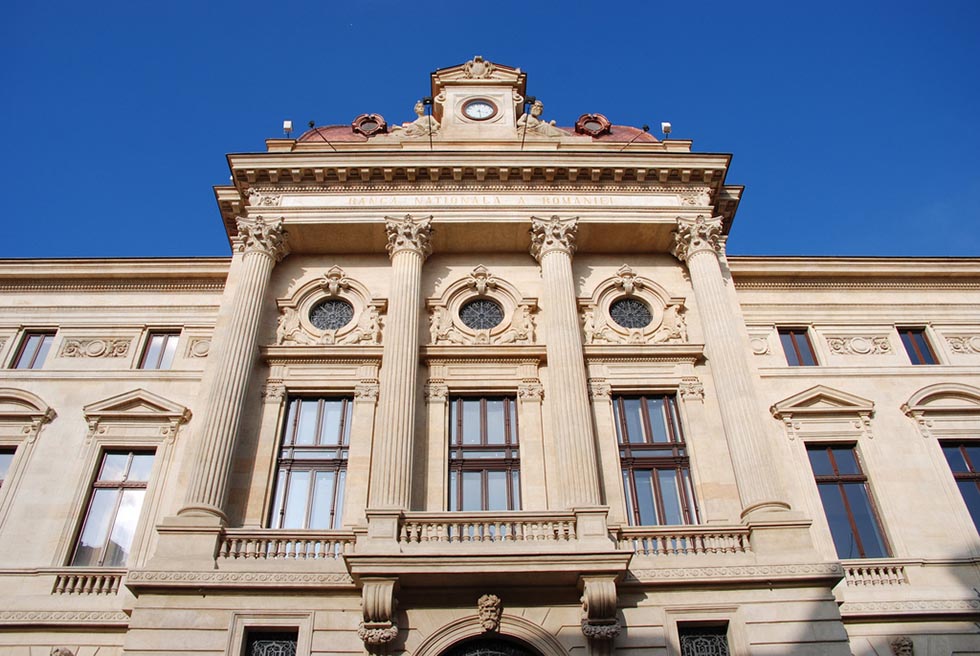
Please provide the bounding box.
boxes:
[368,214,432,509]
[530,216,601,508]
[671,215,790,518]
[179,216,288,522]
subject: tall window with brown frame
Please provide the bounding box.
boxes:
[448,396,520,512]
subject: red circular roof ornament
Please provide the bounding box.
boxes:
[351,113,388,137]
[575,113,611,137]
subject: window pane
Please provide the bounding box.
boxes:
[831,448,859,475]
[780,331,800,366]
[622,470,635,521]
[634,470,659,525]
[449,470,459,511]
[942,445,967,471]
[816,484,857,558]
[0,450,13,484]
[957,480,980,530]
[319,400,344,445]
[462,400,481,444]
[159,335,178,369]
[487,470,508,510]
[128,454,155,482]
[295,402,318,445]
[682,469,698,523]
[142,336,163,369]
[807,448,833,476]
[282,471,311,528]
[511,470,521,510]
[72,489,118,566]
[309,471,336,529]
[965,446,980,472]
[843,483,888,558]
[797,334,816,366]
[99,453,131,481]
[462,471,482,511]
[646,398,670,443]
[658,469,683,525]
[333,470,346,529]
[271,470,287,527]
[34,335,54,367]
[485,399,505,444]
[912,332,936,364]
[103,489,146,567]
[624,398,645,443]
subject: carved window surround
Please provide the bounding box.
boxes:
[579,265,689,346]
[226,612,313,656]
[53,389,190,569]
[427,265,538,346]
[0,388,55,530]
[901,383,980,440]
[275,266,386,347]
[770,385,875,441]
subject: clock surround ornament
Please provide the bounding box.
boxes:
[462,98,498,121]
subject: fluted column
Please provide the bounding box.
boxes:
[368,214,432,509]
[671,215,790,518]
[530,216,601,508]
[179,216,289,522]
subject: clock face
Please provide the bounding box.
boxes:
[463,99,497,121]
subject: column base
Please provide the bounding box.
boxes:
[573,507,615,548]
[358,509,404,554]
[176,503,228,524]
[146,514,224,570]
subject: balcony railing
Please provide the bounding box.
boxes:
[399,512,577,545]
[52,569,124,595]
[218,529,356,561]
[843,561,908,586]
[617,525,751,556]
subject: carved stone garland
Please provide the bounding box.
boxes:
[428,265,538,346]
[276,266,386,346]
[580,265,688,345]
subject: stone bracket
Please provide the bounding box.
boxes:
[579,574,621,641]
[359,577,400,651]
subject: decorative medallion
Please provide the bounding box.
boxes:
[309,299,354,331]
[459,299,504,330]
[351,113,387,136]
[574,113,611,137]
[609,298,652,329]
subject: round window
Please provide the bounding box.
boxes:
[459,298,504,330]
[609,298,652,329]
[309,299,354,330]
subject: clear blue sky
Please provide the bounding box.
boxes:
[2,1,977,258]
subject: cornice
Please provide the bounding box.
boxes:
[0,259,228,292]
[262,345,384,365]
[729,256,980,290]
[0,610,130,627]
[125,569,354,590]
[624,562,844,586]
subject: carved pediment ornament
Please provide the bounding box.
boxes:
[901,383,980,439]
[321,266,351,296]
[581,265,688,346]
[463,55,495,79]
[245,187,281,207]
[385,214,433,258]
[770,385,876,440]
[529,215,578,261]
[670,215,723,263]
[233,216,289,261]
[428,266,538,346]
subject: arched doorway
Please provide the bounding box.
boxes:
[441,636,541,656]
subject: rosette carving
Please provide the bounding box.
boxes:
[233,216,289,261]
[385,214,432,258]
[670,215,723,263]
[529,215,578,260]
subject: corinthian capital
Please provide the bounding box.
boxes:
[670,215,723,263]
[529,215,578,261]
[385,214,433,259]
[233,216,289,261]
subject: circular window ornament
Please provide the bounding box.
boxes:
[309,299,354,331]
[351,113,387,136]
[574,113,612,137]
[459,298,504,330]
[609,298,652,329]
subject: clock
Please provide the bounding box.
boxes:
[462,99,497,121]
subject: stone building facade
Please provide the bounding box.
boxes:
[0,58,978,656]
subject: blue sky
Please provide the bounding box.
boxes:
[2,1,977,258]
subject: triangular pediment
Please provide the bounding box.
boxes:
[431,56,526,90]
[771,385,874,418]
[84,389,191,423]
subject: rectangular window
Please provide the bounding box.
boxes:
[245,629,298,656]
[72,450,155,567]
[807,444,888,559]
[615,395,698,526]
[0,448,15,488]
[449,397,520,511]
[139,332,179,370]
[898,327,938,365]
[679,623,730,656]
[941,441,980,531]
[270,398,351,529]
[778,328,817,366]
[12,331,55,370]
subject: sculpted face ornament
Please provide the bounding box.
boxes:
[477,594,503,632]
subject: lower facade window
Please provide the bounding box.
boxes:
[807,444,888,558]
[245,629,298,656]
[0,448,14,488]
[449,397,520,511]
[72,450,155,567]
[941,441,980,531]
[615,395,699,526]
[270,397,351,529]
[679,623,730,656]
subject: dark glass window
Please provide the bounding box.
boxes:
[449,397,520,511]
[778,328,817,366]
[245,630,298,656]
[615,395,698,526]
[459,299,504,330]
[0,448,15,488]
[610,298,653,329]
[806,445,888,559]
[72,451,155,567]
[898,328,938,365]
[679,623,730,656]
[12,332,55,370]
[270,398,351,529]
[941,441,980,531]
[309,299,354,331]
[139,332,179,370]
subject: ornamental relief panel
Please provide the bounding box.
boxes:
[275,266,386,346]
[579,265,688,345]
[59,338,131,358]
[427,265,538,346]
[825,335,892,355]
[945,334,980,355]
